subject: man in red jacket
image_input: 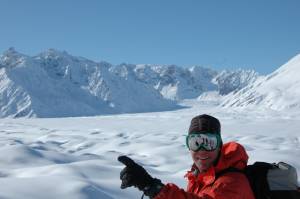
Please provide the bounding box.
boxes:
[118,114,255,199]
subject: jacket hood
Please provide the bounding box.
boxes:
[215,141,248,172]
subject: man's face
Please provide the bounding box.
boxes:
[190,148,220,173]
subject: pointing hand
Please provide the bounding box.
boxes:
[118,155,154,190]
[118,155,164,198]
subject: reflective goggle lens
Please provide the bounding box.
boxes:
[186,133,220,151]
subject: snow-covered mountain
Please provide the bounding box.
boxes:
[134,64,218,100]
[0,48,260,118]
[213,69,259,95]
[0,48,178,118]
[221,54,300,111]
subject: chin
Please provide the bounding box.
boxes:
[195,164,208,172]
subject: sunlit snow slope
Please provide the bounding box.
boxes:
[221,54,300,111]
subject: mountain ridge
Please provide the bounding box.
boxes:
[0,48,261,118]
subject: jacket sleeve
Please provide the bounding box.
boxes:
[154,183,213,199]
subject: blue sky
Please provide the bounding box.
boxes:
[1,0,299,74]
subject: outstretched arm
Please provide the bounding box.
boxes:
[118,156,247,199]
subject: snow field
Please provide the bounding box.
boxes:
[0,101,299,198]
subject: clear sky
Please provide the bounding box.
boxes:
[1,0,299,74]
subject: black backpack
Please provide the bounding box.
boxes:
[217,162,300,199]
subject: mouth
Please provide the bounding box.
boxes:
[196,157,209,160]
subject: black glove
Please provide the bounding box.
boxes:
[118,155,164,198]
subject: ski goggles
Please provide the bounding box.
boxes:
[186,133,221,152]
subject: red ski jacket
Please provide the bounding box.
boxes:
[154,142,255,199]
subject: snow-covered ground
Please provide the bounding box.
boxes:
[0,100,299,199]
